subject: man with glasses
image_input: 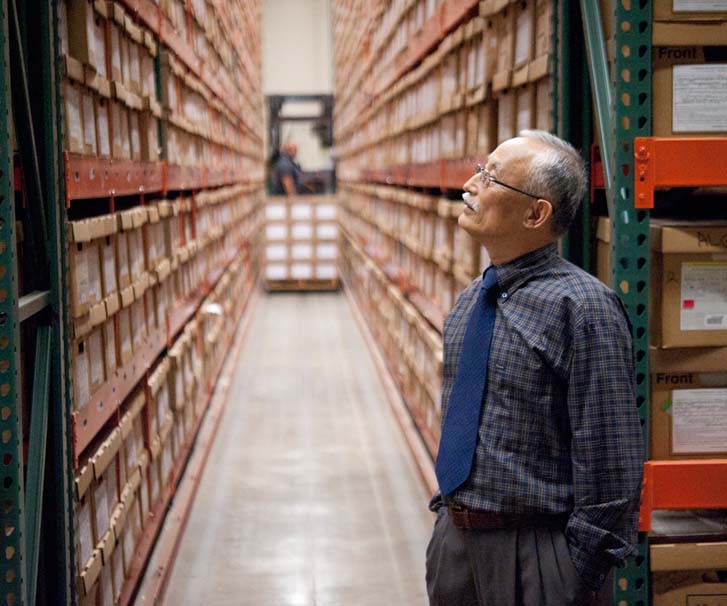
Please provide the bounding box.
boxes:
[426,131,643,606]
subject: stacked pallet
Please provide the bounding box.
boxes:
[59,1,265,604]
[333,0,552,455]
[264,196,340,291]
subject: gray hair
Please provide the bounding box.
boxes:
[518,130,588,236]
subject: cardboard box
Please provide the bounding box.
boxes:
[652,568,727,606]
[651,220,727,347]
[513,0,535,84]
[109,22,123,83]
[653,47,727,137]
[531,0,553,80]
[88,325,106,393]
[129,110,141,161]
[110,100,130,159]
[117,306,133,365]
[493,5,516,92]
[74,481,95,569]
[497,88,517,143]
[81,88,96,156]
[64,80,84,153]
[102,318,117,380]
[148,359,171,436]
[67,0,101,71]
[120,393,145,478]
[534,77,553,131]
[596,216,612,286]
[515,83,535,132]
[95,95,111,158]
[650,346,727,459]
[139,111,159,161]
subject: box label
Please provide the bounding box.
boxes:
[673,65,727,132]
[674,0,727,10]
[672,388,727,453]
[89,329,104,388]
[102,241,117,295]
[75,344,89,409]
[681,262,727,330]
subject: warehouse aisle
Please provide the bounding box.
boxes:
[165,292,433,606]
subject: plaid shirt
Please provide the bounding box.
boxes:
[430,244,643,591]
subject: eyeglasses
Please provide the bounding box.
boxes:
[475,164,542,200]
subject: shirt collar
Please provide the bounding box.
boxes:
[490,243,560,295]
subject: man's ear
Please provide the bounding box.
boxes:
[523,199,553,230]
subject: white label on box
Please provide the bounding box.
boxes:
[130,112,140,159]
[316,204,337,220]
[515,9,532,66]
[97,101,110,157]
[266,264,287,280]
[74,245,90,306]
[89,329,104,388]
[672,388,727,453]
[94,477,110,538]
[673,65,727,132]
[82,92,96,153]
[120,310,132,356]
[265,204,286,220]
[316,223,338,239]
[291,263,313,279]
[291,223,313,239]
[103,319,116,374]
[673,0,727,10]
[74,343,90,409]
[680,262,727,330]
[291,243,312,259]
[266,244,287,261]
[87,242,102,302]
[102,240,117,295]
[316,243,338,259]
[65,84,83,150]
[112,544,123,601]
[105,460,118,515]
[76,499,94,564]
[129,42,140,86]
[266,224,287,240]
[315,263,337,279]
[93,16,107,78]
[291,204,312,220]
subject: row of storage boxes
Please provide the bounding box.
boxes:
[75,257,251,605]
[265,199,338,222]
[341,203,471,317]
[337,0,552,144]
[70,189,263,412]
[59,0,260,166]
[339,236,444,450]
[265,261,339,282]
[597,217,727,462]
[339,76,551,171]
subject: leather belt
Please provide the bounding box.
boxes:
[447,504,569,531]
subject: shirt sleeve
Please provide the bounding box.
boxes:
[565,295,644,592]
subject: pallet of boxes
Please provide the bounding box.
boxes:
[264,195,340,291]
[597,6,727,598]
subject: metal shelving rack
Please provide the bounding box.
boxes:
[1,0,264,602]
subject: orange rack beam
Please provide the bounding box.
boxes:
[639,460,727,532]
[64,154,251,202]
[64,154,164,203]
[634,137,727,209]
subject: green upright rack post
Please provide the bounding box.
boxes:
[0,0,27,604]
[581,1,652,603]
[612,2,651,602]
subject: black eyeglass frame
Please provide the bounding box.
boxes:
[475,164,544,201]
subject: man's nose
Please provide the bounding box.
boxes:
[463,174,479,191]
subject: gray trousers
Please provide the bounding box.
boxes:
[426,509,612,606]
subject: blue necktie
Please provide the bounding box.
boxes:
[435,267,498,496]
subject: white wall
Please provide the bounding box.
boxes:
[262,0,334,171]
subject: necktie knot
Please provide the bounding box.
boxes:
[481,266,498,295]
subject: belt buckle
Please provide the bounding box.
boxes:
[448,503,473,530]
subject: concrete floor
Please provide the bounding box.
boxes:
[165,292,433,606]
